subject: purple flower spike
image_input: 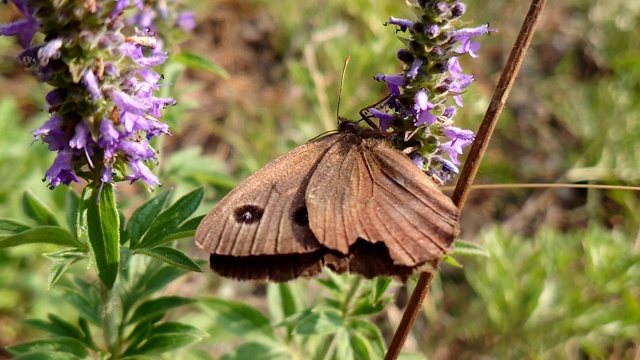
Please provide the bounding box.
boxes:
[2,0,184,190]
[369,1,493,181]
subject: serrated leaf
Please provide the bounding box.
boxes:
[200,298,274,340]
[8,338,89,358]
[0,226,85,249]
[0,218,31,235]
[173,51,229,77]
[22,191,59,226]
[452,239,490,257]
[127,189,172,248]
[134,246,202,272]
[294,309,343,335]
[65,190,80,240]
[129,296,196,325]
[135,188,204,249]
[83,185,120,289]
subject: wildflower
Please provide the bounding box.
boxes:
[0,0,188,190]
[369,0,496,183]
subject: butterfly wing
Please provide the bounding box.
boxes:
[195,134,343,282]
[306,133,459,270]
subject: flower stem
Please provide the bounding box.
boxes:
[100,282,120,357]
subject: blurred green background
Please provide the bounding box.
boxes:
[1,0,639,358]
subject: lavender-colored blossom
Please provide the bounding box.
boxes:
[0,0,38,48]
[440,126,475,165]
[414,90,436,126]
[453,24,497,58]
[44,149,80,188]
[386,17,413,32]
[176,11,196,31]
[369,108,396,132]
[37,38,62,65]
[82,70,102,101]
[374,74,406,96]
[125,159,160,186]
[407,58,424,80]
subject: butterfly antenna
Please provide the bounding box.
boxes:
[336,56,351,125]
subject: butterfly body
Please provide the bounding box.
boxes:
[195,121,459,282]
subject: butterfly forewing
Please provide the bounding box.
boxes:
[195,134,345,281]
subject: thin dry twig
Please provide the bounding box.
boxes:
[385,0,548,358]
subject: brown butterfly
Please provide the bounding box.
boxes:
[195,120,460,282]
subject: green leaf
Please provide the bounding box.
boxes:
[128,323,205,356]
[294,309,343,335]
[452,240,490,257]
[8,338,89,358]
[45,249,86,289]
[133,334,202,355]
[61,280,101,325]
[65,190,80,240]
[124,321,153,355]
[0,218,31,235]
[177,214,204,232]
[83,185,120,289]
[14,352,81,360]
[349,332,377,360]
[135,188,204,249]
[22,191,59,226]
[199,298,274,339]
[46,314,85,340]
[151,322,208,337]
[372,277,392,303]
[0,226,84,249]
[348,319,385,357]
[220,341,289,360]
[122,265,188,313]
[129,296,197,325]
[173,50,229,77]
[134,246,202,272]
[267,283,299,323]
[442,255,463,268]
[127,189,172,248]
[334,329,354,360]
